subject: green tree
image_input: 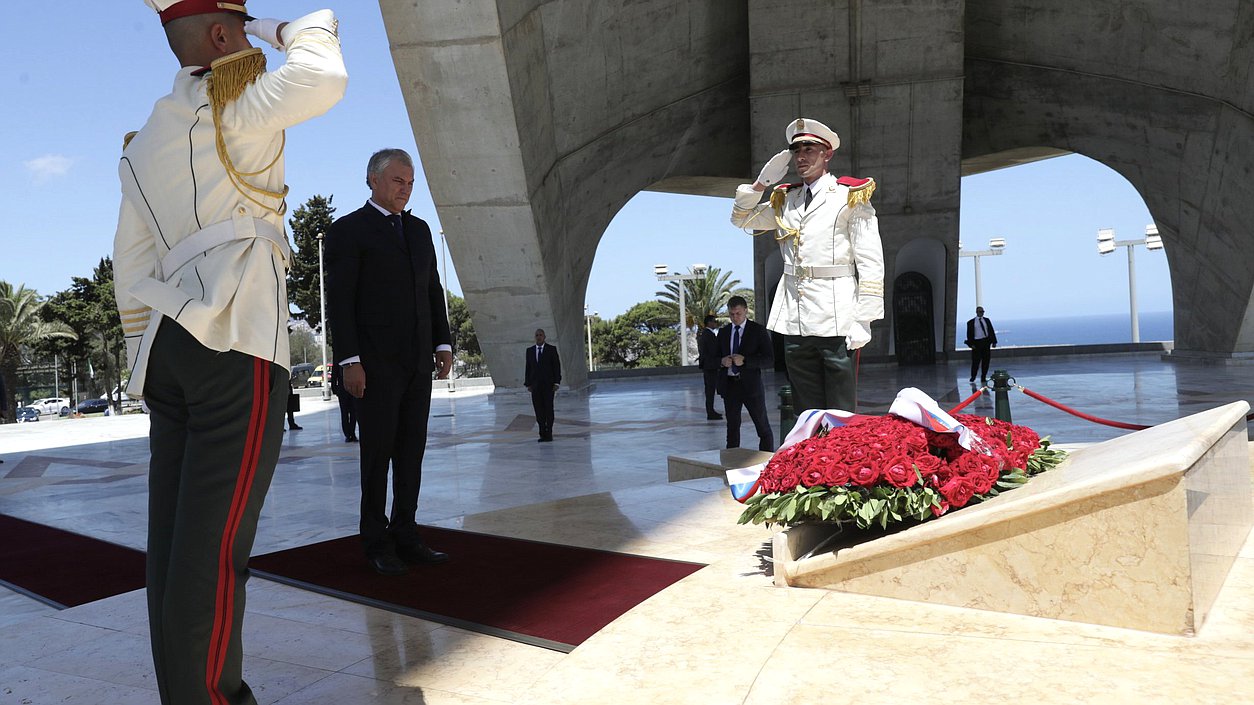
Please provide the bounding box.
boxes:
[40,259,124,408]
[287,194,336,330]
[288,323,318,366]
[446,293,484,377]
[655,265,742,328]
[0,282,77,421]
[592,301,679,369]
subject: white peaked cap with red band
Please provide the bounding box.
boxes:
[144,0,253,25]
[785,118,840,151]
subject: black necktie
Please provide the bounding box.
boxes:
[536,345,542,362]
[731,325,741,375]
[388,214,405,246]
[804,189,813,209]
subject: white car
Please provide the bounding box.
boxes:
[30,397,71,415]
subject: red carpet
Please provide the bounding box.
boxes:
[249,527,705,652]
[0,514,147,608]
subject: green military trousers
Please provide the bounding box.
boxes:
[782,334,856,414]
[142,320,286,705]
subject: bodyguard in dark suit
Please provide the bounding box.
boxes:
[963,306,998,383]
[716,296,775,452]
[697,314,723,420]
[524,329,562,442]
[329,362,358,442]
[326,148,453,576]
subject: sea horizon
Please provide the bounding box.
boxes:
[962,311,1173,348]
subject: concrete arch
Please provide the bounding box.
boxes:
[381,0,749,387]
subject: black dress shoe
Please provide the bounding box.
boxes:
[539,436,553,443]
[397,543,449,564]
[345,435,358,442]
[706,413,723,420]
[289,424,302,430]
[367,552,408,576]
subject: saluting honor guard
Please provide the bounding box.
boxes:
[112,1,346,702]
[730,118,885,414]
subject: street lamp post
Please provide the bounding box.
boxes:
[1097,225,1163,343]
[317,232,331,401]
[584,305,598,372]
[958,238,1007,309]
[654,263,708,366]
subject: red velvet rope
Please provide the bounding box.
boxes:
[947,388,983,414]
[1019,387,1151,430]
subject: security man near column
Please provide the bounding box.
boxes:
[697,314,723,420]
[112,2,345,703]
[524,328,562,442]
[964,306,998,383]
[730,118,885,414]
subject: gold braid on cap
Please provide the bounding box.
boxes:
[207,48,290,216]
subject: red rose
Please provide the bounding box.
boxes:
[937,475,975,508]
[930,498,950,517]
[902,429,929,454]
[849,463,880,487]
[823,462,851,486]
[800,468,826,487]
[845,445,869,463]
[881,454,917,488]
[913,452,942,474]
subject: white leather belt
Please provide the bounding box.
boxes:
[784,263,854,279]
[160,211,289,278]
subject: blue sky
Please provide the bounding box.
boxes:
[3,3,1171,335]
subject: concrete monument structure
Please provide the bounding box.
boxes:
[380,0,1254,387]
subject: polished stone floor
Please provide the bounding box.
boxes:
[1,352,1253,703]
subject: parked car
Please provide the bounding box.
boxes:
[290,363,315,388]
[16,406,39,422]
[76,398,111,415]
[310,363,330,387]
[30,397,70,416]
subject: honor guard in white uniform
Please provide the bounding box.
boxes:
[112,2,346,703]
[730,118,885,414]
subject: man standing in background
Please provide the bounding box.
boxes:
[326,148,453,577]
[717,296,774,452]
[112,2,346,702]
[697,314,722,420]
[525,328,562,442]
[964,306,998,383]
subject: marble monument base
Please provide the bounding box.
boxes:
[773,402,1254,636]
[667,448,772,483]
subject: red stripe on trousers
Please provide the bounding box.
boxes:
[206,358,270,704]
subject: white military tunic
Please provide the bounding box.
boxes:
[730,172,885,339]
[114,9,347,398]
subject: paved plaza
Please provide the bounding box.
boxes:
[1,352,1252,703]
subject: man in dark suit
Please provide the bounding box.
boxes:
[697,314,723,420]
[329,362,358,442]
[716,296,775,452]
[524,329,562,442]
[326,148,453,576]
[964,306,998,384]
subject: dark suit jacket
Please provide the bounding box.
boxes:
[697,327,720,371]
[716,320,773,397]
[964,317,998,347]
[525,344,562,389]
[325,202,452,375]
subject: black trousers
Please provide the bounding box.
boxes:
[356,363,433,557]
[702,369,720,415]
[723,377,774,451]
[531,386,556,438]
[969,340,993,381]
[783,335,855,413]
[144,320,286,705]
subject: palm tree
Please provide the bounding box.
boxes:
[655,266,742,328]
[0,281,77,421]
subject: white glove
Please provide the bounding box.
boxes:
[846,321,872,350]
[755,149,791,187]
[244,18,286,50]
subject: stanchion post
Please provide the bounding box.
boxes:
[991,369,1013,423]
[778,384,796,441]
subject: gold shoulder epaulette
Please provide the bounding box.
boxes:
[123,131,138,151]
[837,176,876,209]
[769,183,802,210]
